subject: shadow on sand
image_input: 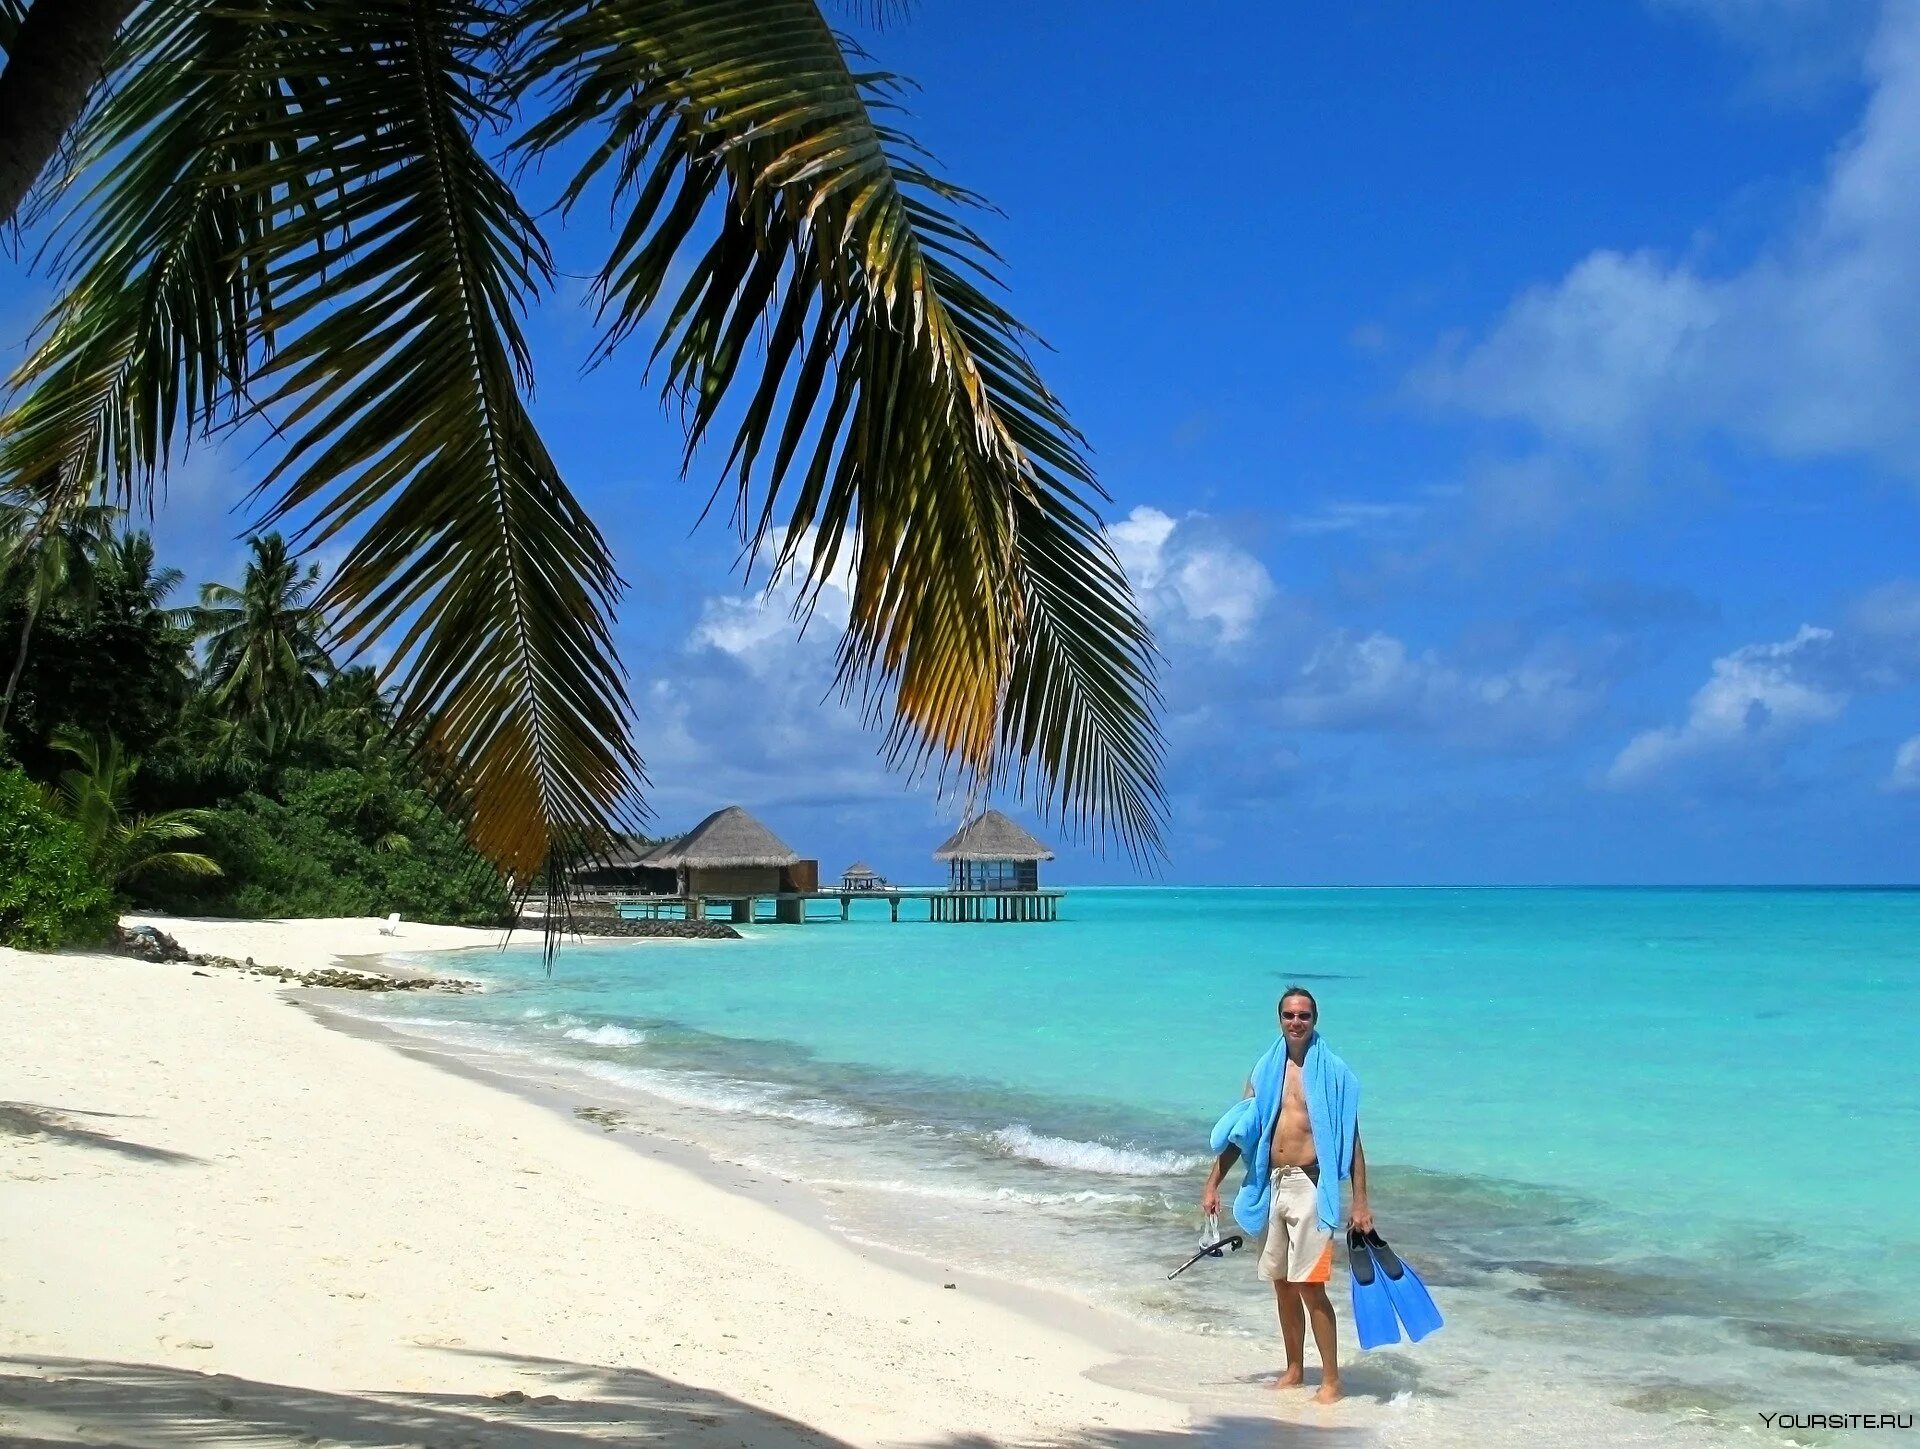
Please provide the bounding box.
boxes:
[0,1103,202,1166]
[0,1349,1376,1448]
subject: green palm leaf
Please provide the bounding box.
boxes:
[230,0,643,891]
[46,724,223,888]
[514,0,1165,856]
[0,1,288,521]
[7,0,1164,910]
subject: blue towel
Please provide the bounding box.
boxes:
[1208,1033,1359,1236]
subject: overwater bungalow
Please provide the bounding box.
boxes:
[840,861,886,891]
[646,805,819,919]
[933,810,1054,892]
[927,811,1059,921]
[583,805,1057,926]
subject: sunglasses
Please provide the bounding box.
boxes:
[1280,1011,1315,1022]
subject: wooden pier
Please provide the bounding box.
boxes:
[584,887,1063,925]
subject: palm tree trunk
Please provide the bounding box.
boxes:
[0,0,136,231]
[0,599,40,737]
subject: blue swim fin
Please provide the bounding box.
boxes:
[1363,1229,1443,1342]
[1345,1228,1401,1350]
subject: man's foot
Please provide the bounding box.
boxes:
[1312,1377,1342,1405]
[1272,1367,1304,1390]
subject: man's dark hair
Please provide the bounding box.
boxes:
[1278,986,1318,1018]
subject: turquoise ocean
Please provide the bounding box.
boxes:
[350,887,1920,1444]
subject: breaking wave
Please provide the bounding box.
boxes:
[563,1024,647,1047]
[988,1125,1202,1177]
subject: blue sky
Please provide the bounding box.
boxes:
[7,0,1920,884]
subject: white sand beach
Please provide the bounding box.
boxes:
[0,918,1330,1449]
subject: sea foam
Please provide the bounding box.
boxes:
[989,1125,1202,1177]
[577,1060,872,1128]
[563,1024,647,1047]
[828,1175,1152,1208]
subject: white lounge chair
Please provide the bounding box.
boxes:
[378,913,401,936]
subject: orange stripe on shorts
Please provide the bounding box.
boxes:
[1303,1239,1334,1284]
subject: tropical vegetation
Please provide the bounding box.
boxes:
[0,1,1166,921]
[0,763,116,950]
[0,516,513,941]
[47,726,221,889]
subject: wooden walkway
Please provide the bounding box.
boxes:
[586,887,1063,925]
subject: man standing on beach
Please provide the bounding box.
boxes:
[1201,987,1369,1403]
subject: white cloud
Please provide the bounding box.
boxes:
[1107,505,1274,645]
[1429,250,1717,446]
[1273,630,1602,748]
[1650,0,1881,98]
[1888,734,1920,790]
[1426,3,1920,476]
[1608,624,1850,785]
[646,522,915,816]
[687,525,854,670]
[1852,578,1920,656]
[688,588,808,664]
[1107,505,1178,585]
[1287,499,1429,538]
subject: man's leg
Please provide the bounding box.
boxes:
[1299,1283,1341,1402]
[1271,1280,1307,1386]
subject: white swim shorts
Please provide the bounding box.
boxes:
[1256,1163,1334,1283]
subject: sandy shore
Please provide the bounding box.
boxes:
[116,912,580,974]
[0,918,1325,1448]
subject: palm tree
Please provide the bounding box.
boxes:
[0,495,119,735]
[47,725,222,889]
[0,2,1166,912]
[195,532,332,734]
[315,665,395,751]
[99,530,194,631]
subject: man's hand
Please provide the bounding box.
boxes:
[1201,1183,1220,1218]
[1350,1200,1374,1234]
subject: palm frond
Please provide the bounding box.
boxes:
[0,0,26,58]
[113,819,224,885]
[48,723,223,885]
[229,0,643,900]
[513,0,1164,856]
[0,1,288,522]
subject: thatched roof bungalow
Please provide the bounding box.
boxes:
[840,861,886,891]
[653,805,802,898]
[933,810,1053,892]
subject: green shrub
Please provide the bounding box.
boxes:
[0,765,116,949]
[136,768,511,927]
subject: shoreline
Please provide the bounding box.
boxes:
[122,912,695,980]
[295,987,1290,1420]
[294,924,1843,1449]
[3,912,1839,1448]
[0,918,1304,1448]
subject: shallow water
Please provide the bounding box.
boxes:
[353,887,1920,1444]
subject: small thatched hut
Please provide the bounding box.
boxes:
[652,805,801,898]
[932,810,1053,891]
[841,861,885,891]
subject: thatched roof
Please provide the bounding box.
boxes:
[651,806,799,868]
[592,835,677,869]
[932,810,1054,862]
[843,861,876,875]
